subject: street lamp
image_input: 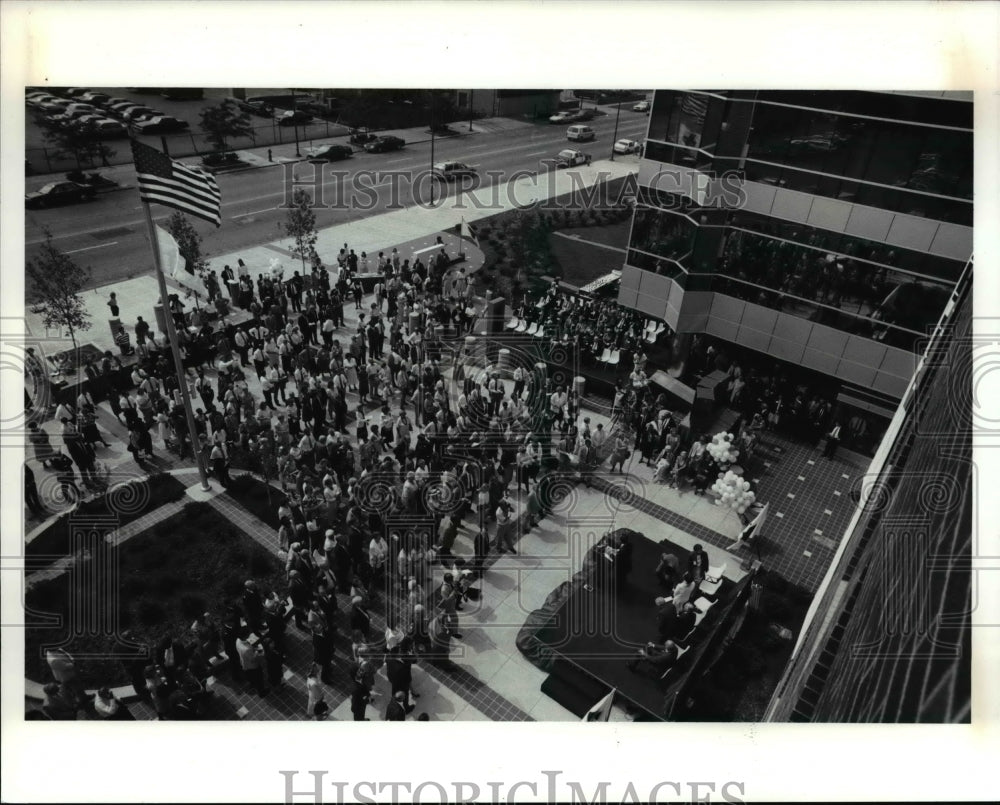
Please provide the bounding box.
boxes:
[609,100,622,161]
[291,89,301,158]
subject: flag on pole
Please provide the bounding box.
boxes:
[459,218,479,249]
[155,225,208,298]
[582,688,615,722]
[131,139,222,226]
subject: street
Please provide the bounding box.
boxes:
[24,107,649,290]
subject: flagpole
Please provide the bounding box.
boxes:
[140,202,212,491]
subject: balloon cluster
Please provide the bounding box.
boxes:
[712,470,755,514]
[706,431,739,465]
[268,257,285,281]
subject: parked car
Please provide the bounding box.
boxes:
[549,109,580,124]
[307,144,353,162]
[132,115,189,134]
[433,161,478,181]
[97,96,132,110]
[276,110,313,127]
[349,130,377,146]
[364,135,405,153]
[76,117,129,138]
[63,88,91,98]
[79,92,111,106]
[26,92,56,105]
[613,138,641,155]
[161,88,204,100]
[123,106,164,122]
[25,181,97,209]
[633,100,650,112]
[50,107,101,124]
[37,99,72,114]
[575,108,597,121]
[553,149,590,168]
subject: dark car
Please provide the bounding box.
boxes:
[132,115,190,134]
[277,110,313,127]
[364,135,405,153]
[307,144,353,162]
[25,181,97,209]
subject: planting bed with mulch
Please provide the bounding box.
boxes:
[26,472,187,570]
[25,500,286,688]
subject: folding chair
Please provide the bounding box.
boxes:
[607,349,620,366]
[700,563,727,597]
[534,325,546,339]
[515,318,529,333]
[692,596,715,627]
[525,322,538,336]
[505,317,520,330]
[598,347,612,363]
[659,644,690,682]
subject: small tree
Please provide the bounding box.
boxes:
[36,115,116,170]
[27,231,92,354]
[165,212,211,307]
[282,189,318,272]
[199,99,254,153]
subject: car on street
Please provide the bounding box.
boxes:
[575,108,597,121]
[613,138,642,155]
[549,109,581,124]
[277,110,313,127]
[433,161,478,181]
[364,135,405,153]
[553,148,591,168]
[566,124,595,142]
[633,100,650,112]
[25,181,97,209]
[307,144,354,162]
[132,115,190,134]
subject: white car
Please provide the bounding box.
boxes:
[433,161,478,181]
[549,110,580,124]
[553,148,590,168]
[633,100,650,113]
[613,139,641,155]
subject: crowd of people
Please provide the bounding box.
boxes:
[509,283,656,371]
[29,239,620,720]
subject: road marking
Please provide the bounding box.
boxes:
[233,207,276,218]
[525,150,547,156]
[65,241,118,254]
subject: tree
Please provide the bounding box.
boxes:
[26,231,92,354]
[282,190,319,272]
[36,115,116,169]
[165,212,210,276]
[165,212,211,306]
[199,99,255,153]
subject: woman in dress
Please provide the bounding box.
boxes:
[344,354,359,391]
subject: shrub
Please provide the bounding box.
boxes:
[121,575,145,598]
[137,600,166,627]
[250,550,277,577]
[152,573,183,596]
[179,594,207,620]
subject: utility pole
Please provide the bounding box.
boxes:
[291,89,301,158]
[429,96,435,206]
[610,100,622,161]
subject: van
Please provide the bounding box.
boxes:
[567,124,595,142]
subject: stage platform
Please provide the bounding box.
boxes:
[520,530,738,720]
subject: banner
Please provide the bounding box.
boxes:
[155,225,208,299]
[582,688,615,722]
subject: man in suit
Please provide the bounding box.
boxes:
[688,544,709,583]
[627,640,679,675]
[654,597,679,643]
[385,641,417,713]
[823,422,842,459]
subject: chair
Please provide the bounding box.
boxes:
[692,596,715,627]
[645,330,659,344]
[534,325,546,339]
[607,349,620,366]
[505,317,520,330]
[526,322,539,336]
[699,563,727,597]
[598,347,612,363]
[515,318,529,333]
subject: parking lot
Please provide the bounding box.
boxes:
[25,87,350,174]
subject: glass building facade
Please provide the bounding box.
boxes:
[618,90,973,429]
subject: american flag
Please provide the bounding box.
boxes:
[130,139,222,226]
